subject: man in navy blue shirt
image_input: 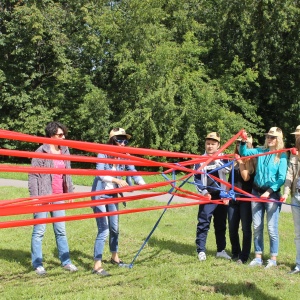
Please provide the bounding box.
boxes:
[194,132,231,261]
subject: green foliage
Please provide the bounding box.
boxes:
[0,0,299,153]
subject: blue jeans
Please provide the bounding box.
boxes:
[93,200,119,261]
[228,200,252,262]
[31,201,71,269]
[291,190,300,268]
[251,189,280,257]
[196,201,228,253]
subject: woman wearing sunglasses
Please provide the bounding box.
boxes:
[29,121,78,275]
[239,127,288,268]
[91,128,145,276]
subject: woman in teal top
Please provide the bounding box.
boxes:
[239,127,288,268]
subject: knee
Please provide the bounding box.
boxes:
[32,225,46,239]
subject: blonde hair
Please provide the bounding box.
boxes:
[263,127,284,162]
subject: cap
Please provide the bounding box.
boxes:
[109,128,131,139]
[205,132,220,142]
[291,125,300,135]
[265,127,283,138]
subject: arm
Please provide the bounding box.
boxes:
[239,142,260,156]
[96,154,128,187]
[217,157,231,174]
[125,164,146,185]
[194,164,210,198]
[282,155,297,200]
[238,159,251,182]
[261,153,288,198]
[28,154,42,197]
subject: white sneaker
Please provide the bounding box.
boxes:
[265,259,277,269]
[35,266,47,276]
[249,258,263,267]
[216,250,231,260]
[63,263,78,272]
[198,252,206,261]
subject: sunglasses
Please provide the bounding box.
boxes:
[115,139,128,145]
[266,135,277,140]
[55,133,65,138]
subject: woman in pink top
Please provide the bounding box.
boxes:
[29,121,78,276]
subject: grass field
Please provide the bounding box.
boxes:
[0,181,300,300]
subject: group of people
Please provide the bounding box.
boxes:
[29,122,145,276]
[195,126,300,274]
[28,121,300,276]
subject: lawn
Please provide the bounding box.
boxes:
[0,182,299,300]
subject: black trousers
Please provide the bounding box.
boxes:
[196,200,228,253]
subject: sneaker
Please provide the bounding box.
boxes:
[249,258,263,267]
[35,266,47,276]
[216,250,231,260]
[265,259,277,269]
[288,266,300,275]
[198,252,206,261]
[63,263,78,272]
[92,269,111,276]
[236,259,243,264]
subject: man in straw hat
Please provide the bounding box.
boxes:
[194,132,231,261]
[283,127,300,274]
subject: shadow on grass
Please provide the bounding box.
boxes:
[69,249,94,270]
[193,280,280,300]
[147,236,195,256]
[0,248,31,269]
[145,236,217,259]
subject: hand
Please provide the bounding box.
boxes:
[281,194,288,203]
[234,154,243,165]
[260,191,270,198]
[291,148,298,155]
[240,130,248,141]
[116,179,128,187]
[223,199,229,205]
[204,193,212,200]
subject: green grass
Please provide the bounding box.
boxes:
[0,185,300,300]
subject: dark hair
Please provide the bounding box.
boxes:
[296,136,300,152]
[45,121,68,138]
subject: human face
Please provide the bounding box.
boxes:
[114,135,128,146]
[266,135,277,148]
[52,128,65,140]
[205,139,219,155]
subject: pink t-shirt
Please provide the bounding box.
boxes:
[52,158,65,194]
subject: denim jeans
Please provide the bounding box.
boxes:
[93,200,119,261]
[196,201,228,253]
[291,190,300,268]
[228,200,252,262]
[251,189,280,256]
[31,201,71,269]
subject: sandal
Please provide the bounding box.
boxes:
[110,258,125,266]
[92,269,111,276]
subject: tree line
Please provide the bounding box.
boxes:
[0,0,299,156]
